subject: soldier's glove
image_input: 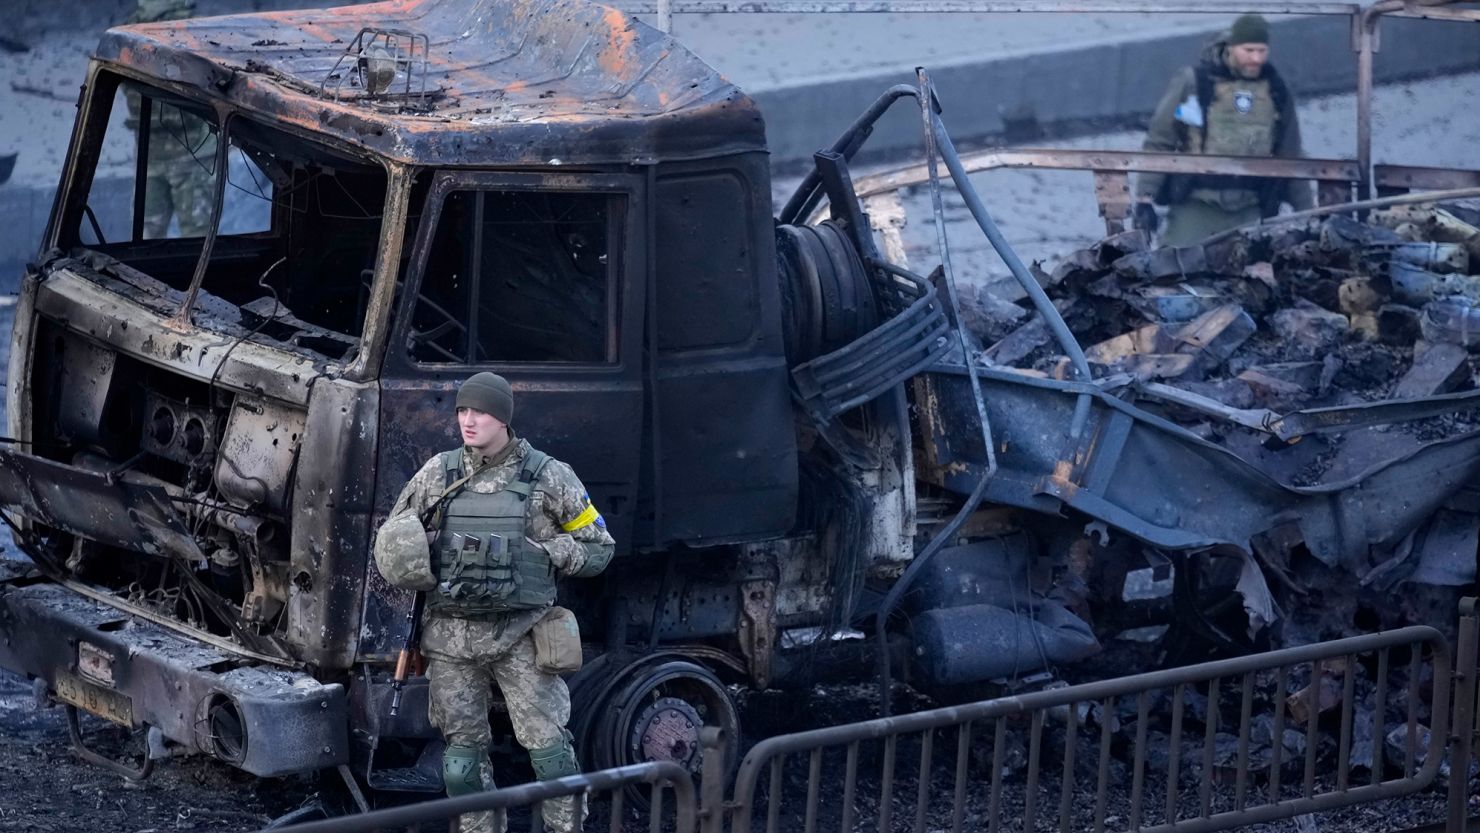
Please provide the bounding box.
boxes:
[1133,202,1160,234]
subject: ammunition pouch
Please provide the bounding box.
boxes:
[528,732,579,781]
[429,449,558,617]
[443,744,487,797]
[531,606,583,674]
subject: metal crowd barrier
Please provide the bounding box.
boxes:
[268,622,1466,833]
[268,760,698,833]
[1445,598,1480,833]
[728,626,1451,833]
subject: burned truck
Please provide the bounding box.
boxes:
[1,0,1478,792]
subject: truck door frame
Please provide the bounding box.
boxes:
[374,168,647,555]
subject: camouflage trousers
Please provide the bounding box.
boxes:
[427,628,586,833]
[143,154,215,239]
[1162,197,1262,247]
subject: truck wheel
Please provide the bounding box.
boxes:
[587,658,739,799]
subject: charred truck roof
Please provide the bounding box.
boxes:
[4,0,814,779]
[95,0,768,165]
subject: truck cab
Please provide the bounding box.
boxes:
[1,0,836,780]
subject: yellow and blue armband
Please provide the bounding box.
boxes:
[561,502,602,532]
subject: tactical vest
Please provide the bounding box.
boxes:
[1162,63,1290,216]
[1198,77,1277,158]
[428,447,558,617]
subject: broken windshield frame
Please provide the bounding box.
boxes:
[53,69,403,369]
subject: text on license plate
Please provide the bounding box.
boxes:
[54,671,133,726]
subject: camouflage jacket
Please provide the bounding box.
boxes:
[128,0,196,24]
[1137,38,1312,213]
[380,432,615,658]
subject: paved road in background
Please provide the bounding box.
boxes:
[804,70,1480,299]
[0,8,1225,188]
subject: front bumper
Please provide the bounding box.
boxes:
[0,568,347,776]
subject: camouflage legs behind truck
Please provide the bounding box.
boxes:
[427,631,586,833]
[143,153,215,239]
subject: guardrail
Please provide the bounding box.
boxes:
[267,760,698,833]
[268,622,1465,833]
[729,626,1451,833]
[1445,599,1480,833]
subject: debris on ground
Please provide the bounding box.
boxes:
[971,204,1480,485]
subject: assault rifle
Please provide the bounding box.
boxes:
[388,464,475,718]
[389,590,426,717]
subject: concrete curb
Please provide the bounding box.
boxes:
[752,14,1480,164]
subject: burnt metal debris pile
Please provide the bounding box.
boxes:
[970,204,1480,484]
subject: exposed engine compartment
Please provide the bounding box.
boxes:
[20,315,302,653]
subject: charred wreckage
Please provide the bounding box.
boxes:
[0,0,1478,796]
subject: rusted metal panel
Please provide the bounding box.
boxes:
[51,334,117,449]
[214,397,308,515]
[0,582,346,777]
[35,268,322,408]
[0,449,202,563]
[850,149,1364,207]
[92,0,767,168]
[6,272,40,446]
[287,377,381,669]
[650,157,799,546]
[1374,164,1480,192]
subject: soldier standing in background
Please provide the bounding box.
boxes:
[1134,14,1314,246]
[126,0,216,239]
[374,372,615,833]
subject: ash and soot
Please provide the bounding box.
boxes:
[970,203,1480,488]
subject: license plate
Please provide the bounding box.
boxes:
[78,641,115,686]
[54,671,133,726]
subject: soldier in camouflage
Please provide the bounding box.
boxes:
[1134,14,1313,246]
[126,0,217,239]
[374,372,614,833]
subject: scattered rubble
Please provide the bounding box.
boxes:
[973,204,1480,483]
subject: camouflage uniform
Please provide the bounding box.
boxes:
[380,432,614,833]
[126,0,216,240]
[1136,33,1312,246]
[128,0,196,23]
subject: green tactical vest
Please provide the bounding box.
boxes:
[428,447,558,617]
[1199,77,1277,157]
[1189,77,1277,211]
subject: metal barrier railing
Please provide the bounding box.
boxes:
[267,760,698,833]
[728,626,1451,833]
[1445,599,1480,833]
[266,623,1463,833]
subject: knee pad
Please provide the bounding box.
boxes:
[443,744,486,797]
[528,734,579,781]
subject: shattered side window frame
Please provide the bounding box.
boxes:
[390,170,633,371]
[51,70,226,287]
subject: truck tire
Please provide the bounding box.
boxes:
[583,656,739,805]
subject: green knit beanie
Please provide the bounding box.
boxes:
[456,372,514,425]
[1228,14,1270,45]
